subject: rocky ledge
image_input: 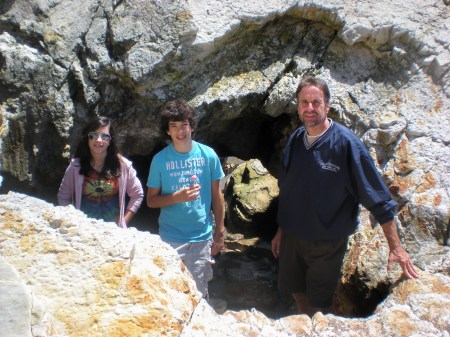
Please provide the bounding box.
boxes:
[1,192,449,337]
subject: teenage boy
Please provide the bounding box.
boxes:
[147,99,225,298]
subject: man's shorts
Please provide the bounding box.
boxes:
[165,239,214,298]
[278,233,348,308]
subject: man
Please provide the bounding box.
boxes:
[147,99,225,298]
[271,76,419,317]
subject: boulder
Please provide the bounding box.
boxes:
[223,159,279,239]
[0,192,201,336]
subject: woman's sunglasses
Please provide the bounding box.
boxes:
[88,132,111,142]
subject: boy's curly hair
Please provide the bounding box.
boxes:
[160,99,196,136]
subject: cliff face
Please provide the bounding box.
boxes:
[1,0,449,188]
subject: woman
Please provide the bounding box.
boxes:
[57,116,144,228]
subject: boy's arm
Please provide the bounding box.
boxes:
[146,186,200,208]
[211,180,225,256]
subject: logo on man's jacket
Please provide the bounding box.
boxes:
[319,160,340,172]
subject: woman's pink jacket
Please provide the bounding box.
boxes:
[57,156,144,228]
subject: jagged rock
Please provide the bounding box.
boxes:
[1,192,449,336]
[223,159,279,238]
[337,208,450,316]
[184,269,450,337]
[0,258,32,337]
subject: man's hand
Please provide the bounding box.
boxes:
[388,246,420,279]
[271,228,282,258]
[381,220,420,279]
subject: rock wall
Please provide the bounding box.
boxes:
[0,0,449,190]
[1,192,449,336]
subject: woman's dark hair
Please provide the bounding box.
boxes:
[160,99,196,136]
[74,116,121,179]
[296,76,331,104]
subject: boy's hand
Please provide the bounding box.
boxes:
[177,184,200,202]
[211,230,224,256]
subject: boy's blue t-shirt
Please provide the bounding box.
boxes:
[147,141,224,242]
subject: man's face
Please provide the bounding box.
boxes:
[297,85,330,129]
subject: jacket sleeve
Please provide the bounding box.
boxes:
[124,162,144,213]
[57,163,74,206]
[348,140,397,226]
